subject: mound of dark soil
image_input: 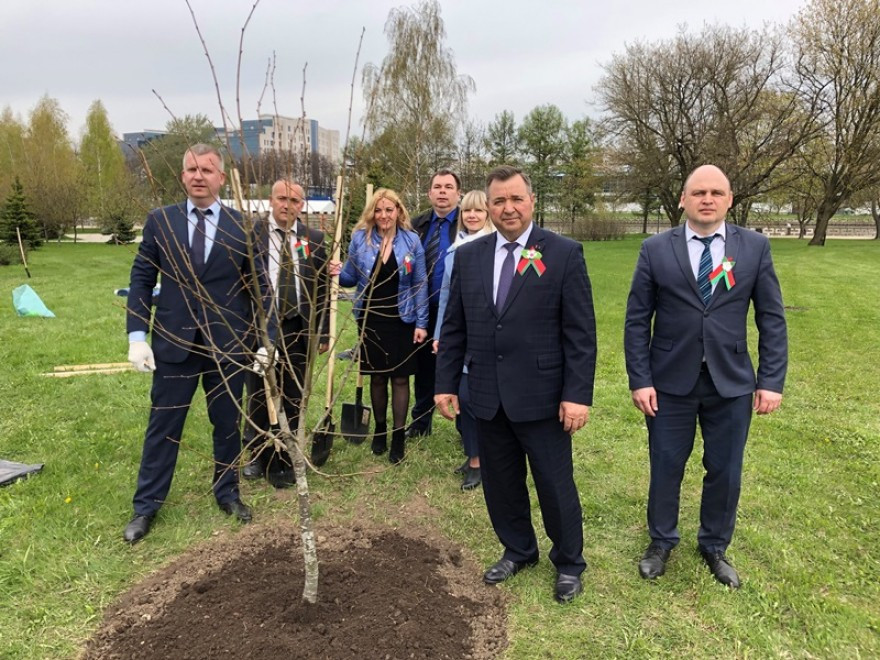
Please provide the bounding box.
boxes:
[82,521,507,659]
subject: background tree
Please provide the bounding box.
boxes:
[793,0,880,246]
[484,110,519,166]
[361,0,474,210]
[518,104,566,226]
[456,119,487,192]
[0,176,41,248]
[0,107,26,202]
[80,100,127,228]
[21,96,82,239]
[559,118,600,229]
[598,25,819,227]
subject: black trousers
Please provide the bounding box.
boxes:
[244,315,308,467]
[477,407,586,576]
[645,369,753,553]
[410,303,439,432]
[133,345,245,516]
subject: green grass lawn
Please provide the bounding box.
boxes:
[0,237,878,658]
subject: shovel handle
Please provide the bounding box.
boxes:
[263,375,278,426]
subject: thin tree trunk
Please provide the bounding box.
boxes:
[809,201,836,246]
[872,200,880,240]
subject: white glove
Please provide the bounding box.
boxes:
[251,346,274,376]
[128,340,156,373]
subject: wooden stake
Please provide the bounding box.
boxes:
[16,227,31,278]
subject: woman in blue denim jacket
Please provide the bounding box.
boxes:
[331,189,428,464]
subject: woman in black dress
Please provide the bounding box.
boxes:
[333,189,428,463]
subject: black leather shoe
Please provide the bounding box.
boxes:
[219,498,253,523]
[639,542,671,579]
[405,426,430,439]
[242,453,266,480]
[371,426,388,455]
[453,459,469,475]
[483,557,538,585]
[700,549,741,588]
[461,466,481,491]
[555,573,583,603]
[123,514,155,544]
[389,429,406,464]
[267,468,295,489]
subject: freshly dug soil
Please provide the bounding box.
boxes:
[82,520,508,659]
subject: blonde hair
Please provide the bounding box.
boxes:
[456,190,494,241]
[354,188,412,243]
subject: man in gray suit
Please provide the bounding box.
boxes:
[624,164,787,588]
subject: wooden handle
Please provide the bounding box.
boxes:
[324,175,345,410]
[263,375,278,426]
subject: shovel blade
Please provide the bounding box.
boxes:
[340,402,370,444]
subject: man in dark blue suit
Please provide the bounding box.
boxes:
[435,165,597,603]
[408,169,461,438]
[123,144,270,543]
[624,164,788,588]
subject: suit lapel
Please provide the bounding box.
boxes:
[672,226,703,302]
[479,238,498,318]
[203,205,241,275]
[708,224,740,307]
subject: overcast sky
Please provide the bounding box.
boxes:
[1,0,807,143]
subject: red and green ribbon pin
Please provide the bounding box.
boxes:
[516,247,546,277]
[294,239,310,259]
[709,257,735,290]
[403,254,413,274]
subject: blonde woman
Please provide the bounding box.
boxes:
[433,190,495,489]
[331,189,428,464]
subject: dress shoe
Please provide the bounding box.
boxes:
[555,573,583,604]
[218,498,253,523]
[461,466,481,491]
[389,429,406,464]
[700,549,741,588]
[405,426,430,439]
[123,514,155,544]
[242,453,266,479]
[453,459,469,475]
[483,557,538,585]
[638,542,671,579]
[371,425,388,455]
[267,468,295,489]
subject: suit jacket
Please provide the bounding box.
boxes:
[412,207,460,245]
[624,224,787,398]
[435,225,597,423]
[338,228,429,328]
[254,217,330,343]
[126,202,271,364]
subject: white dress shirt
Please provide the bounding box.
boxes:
[492,223,533,303]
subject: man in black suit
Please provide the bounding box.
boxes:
[624,164,788,588]
[409,169,461,438]
[435,165,597,603]
[242,179,329,488]
[124,144,270,543]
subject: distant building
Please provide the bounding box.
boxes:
[220,115,340,164]
[120,129,167,155]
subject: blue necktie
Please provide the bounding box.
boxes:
[424,218,444,275]
[696,235,716,305]
[495,243,519,311]
[192,208,211,269]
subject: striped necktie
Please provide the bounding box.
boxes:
[696,235,716,305]
[191,208,211,269]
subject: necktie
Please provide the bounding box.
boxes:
[276,228,299,318]
[192,208,211,269]
[495,242,519,311]
[424,218,444,275]
[696,235,716,305]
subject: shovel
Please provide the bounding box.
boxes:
[310,175,345,467]
[341,363,370,444]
